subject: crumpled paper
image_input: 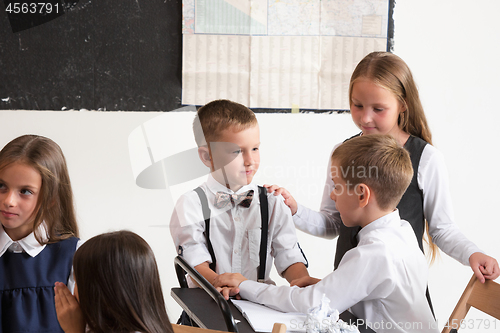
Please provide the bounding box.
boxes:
[306,294,359,333]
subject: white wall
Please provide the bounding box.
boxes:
[1,1,500,331]
[395,2,500,331]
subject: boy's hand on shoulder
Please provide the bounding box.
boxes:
[469,252,500,283]
[290,276,321,288]
[264,184,298,215]
[54,282,85,333]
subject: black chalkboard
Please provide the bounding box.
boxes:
[0,0,182,111]
[0,0,394,112]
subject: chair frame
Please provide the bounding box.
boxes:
[441,275,500,333]
[174,256,239,332]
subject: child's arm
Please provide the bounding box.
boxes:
[170,192,219,285]
[267,193,310,283]
[264,184,298,215]
[214,273,247,300]
[194,261,219,285]
[215,243,399,315]
[421,146,500,281]
[290,276,321,287]
[282,262,309,284]
[195,261,242,300]
[67,240,85,294]
[469,252,499,283]
[54,282,85,333]
[265,145,344,239]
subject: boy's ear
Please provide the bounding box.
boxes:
[356,184,371,208]
[198,146,213,168]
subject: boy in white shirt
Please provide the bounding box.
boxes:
[214,134,438,333]
[170,100,308,292]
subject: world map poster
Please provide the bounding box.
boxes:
[182,0,392,111]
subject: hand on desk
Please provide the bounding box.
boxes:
[290,276,321,287]
[214,273,247,300]
[217,286,242,300]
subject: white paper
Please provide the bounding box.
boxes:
[232,299,307,333]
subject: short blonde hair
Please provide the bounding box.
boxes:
[331,134,413,210]
[193,99,257,147]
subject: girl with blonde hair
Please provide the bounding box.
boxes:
[267,51,499,313]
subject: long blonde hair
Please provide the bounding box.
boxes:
[0,135,79,244]
[349,52,438,263]
[349,51,433,145]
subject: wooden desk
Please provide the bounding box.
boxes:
[171,287,375,333]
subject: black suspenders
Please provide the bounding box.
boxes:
[194,187,217,272]
[193,186,269,281]
[257,186,269,282]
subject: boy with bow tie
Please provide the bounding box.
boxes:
[170,100,309,302]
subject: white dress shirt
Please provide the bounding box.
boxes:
[0,223,82,292]
[294,142,481,265]
[170,174,307,284]
[239,210,439,333]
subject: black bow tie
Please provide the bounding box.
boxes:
[214,190,254,209]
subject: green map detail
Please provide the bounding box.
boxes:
[196,0,266,35]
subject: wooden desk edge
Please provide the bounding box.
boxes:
[173,324,229,333]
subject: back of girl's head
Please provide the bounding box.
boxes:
[0,134,78,243]
[349,52,433,145]
[73,230,172,333]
